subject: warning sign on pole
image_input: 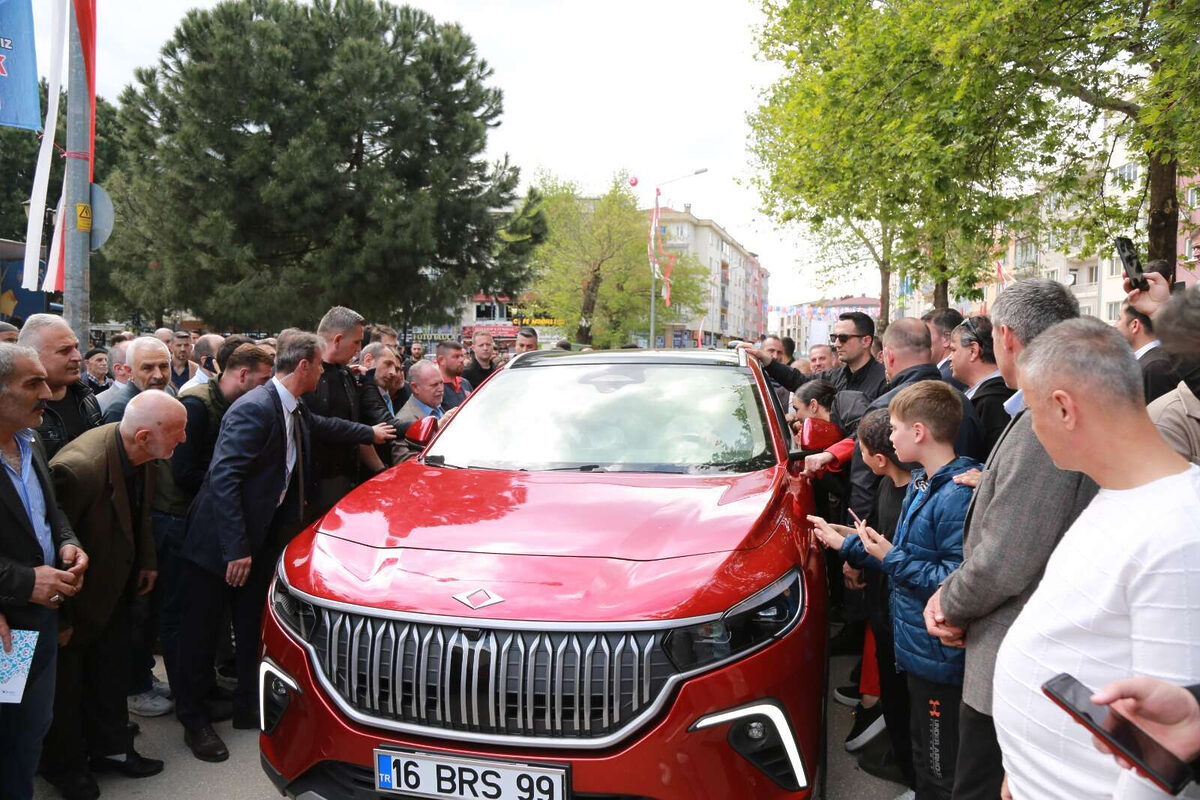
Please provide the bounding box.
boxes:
[76,203,92,232]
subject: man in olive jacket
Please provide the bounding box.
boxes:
[41,392,187,798]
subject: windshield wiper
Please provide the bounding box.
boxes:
[535,464,606,472]
[422,454,463,468]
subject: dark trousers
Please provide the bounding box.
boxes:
[0,607,58,800]
[950,702,1005,800]
[870,621,915,787]
[129,511,189,695]
[907,673,962,800]
[42,600,135,775]
[175,551,276,730]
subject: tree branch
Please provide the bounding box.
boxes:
[1026,58,1141,117]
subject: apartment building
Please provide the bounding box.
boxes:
[656,205,770,346]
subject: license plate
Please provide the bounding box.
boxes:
[374,749,569,800]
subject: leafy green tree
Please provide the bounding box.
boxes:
[111,0,543,330]
[526,174,707,348]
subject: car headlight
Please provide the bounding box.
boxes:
[270,571,315,639]
[663,570,804,672]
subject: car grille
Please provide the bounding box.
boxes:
[295,604,679,742]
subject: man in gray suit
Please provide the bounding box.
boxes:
[922,280,1099,800]
[391,360,444,462]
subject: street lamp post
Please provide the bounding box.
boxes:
[650,168,707,349]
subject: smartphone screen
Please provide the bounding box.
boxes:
[1042,673,1192,795]
[1114,236,1149,291]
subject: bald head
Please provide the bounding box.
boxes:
[154,328,174,345]
[881,318,933,380]
[119,390,188,464]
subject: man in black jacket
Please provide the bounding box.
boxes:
[757,312,887,402]
[923,307,968,391]
[462,330,501,388]
[17,314,103,460]
[1117,300,1181,405]
[304,307,394,516]
[0,345,88,800]
[176,330,381,761]
[948,315,1014,458]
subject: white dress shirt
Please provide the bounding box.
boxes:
[964,369,1002,400]
[272,376,298,506]
[1132,339,1161,360]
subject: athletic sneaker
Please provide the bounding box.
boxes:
[152,679,172,699]
[844,702,886,752]
[127,690,174,718]
[833,684,862,707]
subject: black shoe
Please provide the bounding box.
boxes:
[834,684,863,707]
[844,701,887,752]
[206,696,234,723]
[232,708,259,730]
[126,719,141,737]
[849,656,862,685]
[90,748,164,779]
[830,622,865,656]
[43,771,100,800]
[857,741,909,786]
[184,724,229,763]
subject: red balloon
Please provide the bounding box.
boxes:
[629,176,638,187]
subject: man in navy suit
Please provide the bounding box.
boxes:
[174,329,388,762]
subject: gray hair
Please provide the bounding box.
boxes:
[127,336,170,365]
[0,344,40,394]
[109,341,129,366]
[0,321,17,335]
[274,328,322,374]
[16,313,72,349]
[361,341,398,362]
[1018,317,1143,409]
[316,306,365,337]
[991,279,1079,346]
[408,359,440,383]
[1156,285,1200,362]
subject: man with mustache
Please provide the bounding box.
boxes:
[101,337,173,423]
[0,344,88,800]
[17,315,103,460]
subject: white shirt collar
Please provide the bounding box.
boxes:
[271,376,298,414]
[1133,339,1161,360]
[965,369,1003,399]
[937,355,951,369]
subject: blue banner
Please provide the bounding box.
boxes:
[0,0,41,131]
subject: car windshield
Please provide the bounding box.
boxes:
[425,362,774,473]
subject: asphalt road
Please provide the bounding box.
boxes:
[34,655,906,800]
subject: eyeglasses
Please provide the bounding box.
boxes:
[829,333,865,344]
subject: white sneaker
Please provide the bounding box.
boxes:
[893,791,916,800]
[128,690,174,717]
[152,679,172,699]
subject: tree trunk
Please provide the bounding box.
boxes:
[878,227,892,334]
[929,232,949,309]
[933,279,949,309]
[576,263,602,344]
[1146,152,1179,266]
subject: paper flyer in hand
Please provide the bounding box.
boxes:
[0,630,39,703]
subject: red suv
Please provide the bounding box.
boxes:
[260,349,828,799]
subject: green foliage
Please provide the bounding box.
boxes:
[525,173,708,348]
[109,0,544,331]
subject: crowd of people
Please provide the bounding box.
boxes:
[0,267,1198,800]
[0,308,542,800]
[740,262,1200,800]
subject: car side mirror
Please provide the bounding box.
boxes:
[405,416,439,449]
[787,417,844,462]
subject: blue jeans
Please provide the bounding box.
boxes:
[0,606,58,800]
[130,512,187,695]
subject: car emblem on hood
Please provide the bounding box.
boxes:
[453,587,505,610]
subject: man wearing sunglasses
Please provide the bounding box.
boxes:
[744,312,887,403]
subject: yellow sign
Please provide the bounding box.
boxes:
[76,203,92,233]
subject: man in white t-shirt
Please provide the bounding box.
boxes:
[992,317,1200,799]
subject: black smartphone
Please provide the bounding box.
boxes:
[1114,236,1149,291]
[1042,673,1192,795]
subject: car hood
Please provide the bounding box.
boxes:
[316,461,785,561]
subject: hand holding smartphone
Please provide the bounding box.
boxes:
[1042,673,1193,795]
[1114,236,1149,292]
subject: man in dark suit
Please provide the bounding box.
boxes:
[176,329,379,762]
[923,307,969,392]
[1117,299,1181,405]
[948,315,1015,458]
[44,390,187,799]
[0,345,88,800]
[391,360,445,462]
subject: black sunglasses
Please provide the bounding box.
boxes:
[830,333,865,344]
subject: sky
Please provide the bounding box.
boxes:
[29,0,879,307]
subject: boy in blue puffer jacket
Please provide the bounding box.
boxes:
[842,380,980,799]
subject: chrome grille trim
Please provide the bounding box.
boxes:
[273,566,805,749]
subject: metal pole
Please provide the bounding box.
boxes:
[63,4,90,345]
[649,271,656,349]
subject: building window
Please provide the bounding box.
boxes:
[1107,256,1121,277]
[1016,238,1038,268]
[1106,301,1121,321]
[1188,186,1200,206]
[1086,265,1099,284]
[1043,268,1058,282]
[1080,305,1093,317]
[1112,162,1139,185]
[1187,238,1196,261]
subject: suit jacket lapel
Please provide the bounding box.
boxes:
[106,428,135,541]
[963,408,1025,531]
[0,462,36,540]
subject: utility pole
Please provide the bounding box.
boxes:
[650,168,707,349]
[63,3,90,346]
